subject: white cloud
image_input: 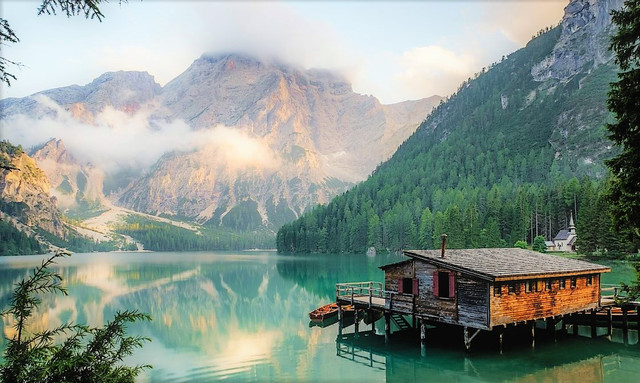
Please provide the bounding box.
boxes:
[3,95,279,173]
[395,46,477,99]
[481,1,567,45]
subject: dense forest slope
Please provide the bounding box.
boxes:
[277,0,636,254]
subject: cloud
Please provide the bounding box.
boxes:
[3,95,280,173]
[196,126,281,172]
[394,46,477,99]
[481,1,567,45]
[184,2,356,73]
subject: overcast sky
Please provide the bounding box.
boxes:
[1,0,567,104]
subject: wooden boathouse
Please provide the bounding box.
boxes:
[336,244,612,350]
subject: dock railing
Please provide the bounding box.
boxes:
[335,281,414,313]
[336,281,385,308]
[601,284,620,301]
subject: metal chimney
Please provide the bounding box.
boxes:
[440,233,448,258]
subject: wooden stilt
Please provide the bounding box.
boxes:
[354,310,360,339]
[622,306,629,345]
[607,308,613,337]
[463,327,481,352]
[464,327,470,352]
[384,312,391,344]
[591,309,597,338]
[531,321,536,348]
[338,305,343,321]
[572,314,578,335]
[496,327,504,354]
[420,319,427,357]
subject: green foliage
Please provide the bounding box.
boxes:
[0,220,44,256]
[221,200,262,231]
[0,250,151,382]
[618,262,640,303]
[116,216,275,251]
[277,22,637,256]
[606,0,640,239]
[514,240,528,249]
[532,235,547,253]
[37,230,119,253]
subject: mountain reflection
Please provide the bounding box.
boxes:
[0,252,378,382]
[1,252,637,382]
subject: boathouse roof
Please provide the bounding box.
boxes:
[400,248,610,282]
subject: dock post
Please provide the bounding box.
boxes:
[591,309,597,338]
[607,308,613,337]
[530,321,536,348]
[338,305,343,321]
[572,314,578,335]
[354,310,360,339]
[496,327,504,354]
[420,319,426,357]
[385,312,391,344]
[622,306,629,345]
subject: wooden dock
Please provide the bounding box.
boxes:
[334,281,640,351]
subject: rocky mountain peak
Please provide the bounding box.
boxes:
[0,142,67,238]
[531,0,623,82]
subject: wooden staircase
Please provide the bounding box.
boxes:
[391,314,412,331]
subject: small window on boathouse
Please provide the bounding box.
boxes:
[398,277,418,295]
[433,271,455,299]
[493,284,501,297]
[586,275,593,286]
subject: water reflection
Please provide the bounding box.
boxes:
[0,252,638,382]
[336,329,640,382]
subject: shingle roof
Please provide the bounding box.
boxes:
[403,248,610,281]
[554,230,571,241]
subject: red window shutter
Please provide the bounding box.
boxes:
[398,278,404,293]
[413,278,419,296]
[432,271,439,297]
[448,272,455,298]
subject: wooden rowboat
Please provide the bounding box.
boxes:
[309,303,339,322]
[309,303,356,322]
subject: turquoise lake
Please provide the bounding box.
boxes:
[0,251,639,382]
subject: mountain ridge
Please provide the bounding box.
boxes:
[1,53,440,246]
[276,0,631,254]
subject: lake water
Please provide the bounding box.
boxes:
[0,251,639,382]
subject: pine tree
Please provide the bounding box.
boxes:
[606,0,640,239]
[0,250,151,382]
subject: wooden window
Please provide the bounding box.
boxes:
[402,278,413,293]
[570,277,577,289]
[433,271,455,299]
[545,279,551,291]
[525,281,532,293]
[494,284,501,297]
[559,278,566,289]
[399,278,419,295]
[508,282,516,294]
[586,275,593,286]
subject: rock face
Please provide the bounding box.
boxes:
[0,71,161,121]
[30,139,106,214]
[528,0,623,172]
[531,0,623,82]
[0,55,440,230]
[0,142,67,238]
